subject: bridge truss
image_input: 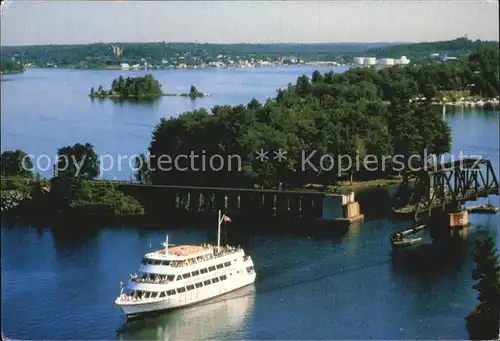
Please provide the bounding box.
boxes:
[393,158,499,222]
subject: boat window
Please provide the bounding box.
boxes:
[224,261,231,267]
[219,275,227,281]
[176,275,182,281]
[182,273,191,279]
[167,290,176,296]
[191,270,200,276]
[203,280,211,286]
[177,287,186,294]
[200,268,208,274]
[154,260,161,265]
[141,258,147,265]
[195,282,203,288]
[167,275,175,281]
[159,292,166,298]
[161,260,171,266]
[216,264,223,269]
[208,266,216,272]
[187,284,195,291]
[144,292,151,299]
[211,277,220,283]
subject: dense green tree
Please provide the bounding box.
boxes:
[465,236,500,340]
[467,46,500,97]
[0,150,33,178]
[0,59,24,74]
[133,153,152,184]
[69,181,144,215]
[187,85,204,99]
[56,143,99,180]
[311,70,324,83]
[93,74,163,99]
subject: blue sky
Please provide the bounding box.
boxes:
[1,1,498,45]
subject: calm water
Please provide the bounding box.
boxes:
[1,68,499,340]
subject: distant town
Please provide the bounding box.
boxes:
[1,37,496,72]
[18,47,461,71]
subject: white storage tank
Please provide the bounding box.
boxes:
[399,56,410,65]
[364,57,376,65]
[378,58,395,66]
[353,57,364,65]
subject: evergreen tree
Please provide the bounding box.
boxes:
[465,236,500,340]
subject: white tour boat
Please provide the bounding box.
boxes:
[114,211,256,318]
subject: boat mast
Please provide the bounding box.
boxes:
[217,210,221,250]
[165,235,169,254]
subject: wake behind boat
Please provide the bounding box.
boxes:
[114,211,256,318]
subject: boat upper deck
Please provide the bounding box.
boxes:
[146,244,215,260]
[144,243,244,262]
[160,245,210,256]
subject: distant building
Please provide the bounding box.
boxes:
[112,45,122,57]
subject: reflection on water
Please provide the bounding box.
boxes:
[117,284,256,340]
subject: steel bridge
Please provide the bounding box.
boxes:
[392,158,499,223]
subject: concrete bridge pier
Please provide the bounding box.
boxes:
[317,192,364,226]
[448,210,469,229]
[428,202,469,241]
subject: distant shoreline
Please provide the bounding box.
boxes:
[23,63,346,72]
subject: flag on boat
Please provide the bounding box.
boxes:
[223,215,232,222]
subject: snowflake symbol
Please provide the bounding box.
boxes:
[273,149,287,162]
[255,149,269,162]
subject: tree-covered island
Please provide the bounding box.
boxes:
[179,85,208,99]
[89,75,209,100]
[89,74,163,99]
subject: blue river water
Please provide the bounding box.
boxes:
[1,67,499,339]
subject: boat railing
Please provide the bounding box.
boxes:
[129,274,171,285]
[156,246,243,268]
[118,293,159,303]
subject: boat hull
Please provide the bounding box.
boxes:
[391,237,422,248]
[118,272,256,318]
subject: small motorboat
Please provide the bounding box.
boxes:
[391,233,423,248]
[465,204,499,214]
